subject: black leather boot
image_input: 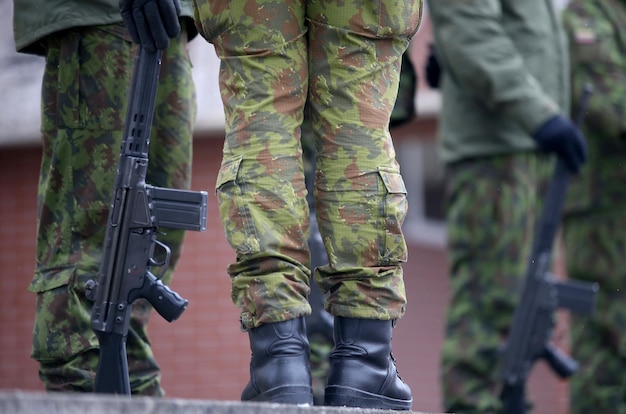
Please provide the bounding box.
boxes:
[241,317,314,405]
[324,317,412,410]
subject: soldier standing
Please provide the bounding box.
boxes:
[562,1,626,412]
[122,0,423,408]
[197,0,422,408]
[427,0,587,412]
[12,0,197,395]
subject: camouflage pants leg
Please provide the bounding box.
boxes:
[195,0,421,328]
[30,23,195,395]
[307,0,421,320]
[563,209,626,414]
[441,153,551,413]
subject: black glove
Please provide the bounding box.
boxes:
[425,43,441,89]
[532,115,588,174]
[390,51,417,128]
[119,0,181,51]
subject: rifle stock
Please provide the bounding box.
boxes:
[93,332,130,394]
[86,47,208,394]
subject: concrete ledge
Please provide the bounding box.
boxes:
[0,390,446,414]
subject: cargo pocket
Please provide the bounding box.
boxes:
[215,155,260,255]
[31,268,98,363]
[378,169,408,265]
[50,26,133,131]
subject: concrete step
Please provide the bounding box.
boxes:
[0,390,446,414]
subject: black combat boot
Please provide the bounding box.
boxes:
[241,317,314,405]
[324,317,412,410]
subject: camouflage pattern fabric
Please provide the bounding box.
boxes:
[193,0,422,329]
[303,46,417,401]
[441,152,553,413]
[562,1,626,412]
[303,44,418,402]
[562,214,626,414]
[30,23,195,395]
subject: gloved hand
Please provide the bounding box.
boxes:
[532,115,588,174]
[425,44,441,89]
[119,0,181,52]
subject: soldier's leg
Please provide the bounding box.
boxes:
[31,24,193,396]
[306,0,421,409]
[563,209,626,414]
[197,0,311,328]
[195,0,314,405]
[308,0,419,324]
[440,153,545,413]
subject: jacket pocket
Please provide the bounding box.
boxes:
[49,26,133,131]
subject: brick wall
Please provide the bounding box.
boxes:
[0,145,40,391]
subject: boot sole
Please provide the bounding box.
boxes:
[244,385,313,406]
[325,385,412,411]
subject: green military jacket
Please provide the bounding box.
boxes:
[427,0,570,164]
[13,0,196,55]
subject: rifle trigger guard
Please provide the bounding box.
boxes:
[150,239,171,280]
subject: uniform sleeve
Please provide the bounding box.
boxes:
[427,0,560,134]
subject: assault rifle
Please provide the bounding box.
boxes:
[500,85,598,413]
[85,47,208,394]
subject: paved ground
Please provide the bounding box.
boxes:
[0,390,447,414]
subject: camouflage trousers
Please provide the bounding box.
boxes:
[441,152,553,413]
[561,125,626,413]
[30,23,195,395]
[563,208,626,414]
[193,0,422,329]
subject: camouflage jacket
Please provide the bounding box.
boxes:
[427,0,570,164]
[563,0,626,213]
[13,0,196,55]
